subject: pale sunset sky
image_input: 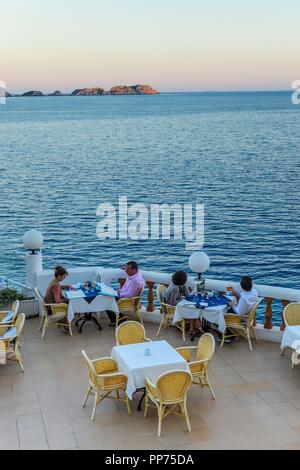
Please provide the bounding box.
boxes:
[1,0,299,93]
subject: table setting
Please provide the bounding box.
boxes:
[62,281,119,325]
[173,290,233,333]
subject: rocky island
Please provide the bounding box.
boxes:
[5,84,159,97]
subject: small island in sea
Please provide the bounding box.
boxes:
[5,84,159,97]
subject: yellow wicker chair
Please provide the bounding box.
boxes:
[220,299,262,351]
[281,303,300,366]
[116,285,144,327]
[35,287,72,339]
[144,370,192,437]
[0,312,25,372]
[156,284,186,342]
[0,300,20,325]
[176,333,216,399]
[82,350,131,421]
[116,321,151,346]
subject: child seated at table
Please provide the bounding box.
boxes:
[227,276,258,315]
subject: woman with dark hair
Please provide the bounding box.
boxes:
[44,266,70,305]
[163,271,190,306]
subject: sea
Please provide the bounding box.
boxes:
[0,92,299,324]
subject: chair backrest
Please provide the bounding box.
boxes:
[116,321,146,345]
[196,333,215,362]
[12,300,20,322]
[13,313,25,346]
[283,303,300,326]
[82,350,97,386]
[156,370,191,403]
[35,287,44,305]
[247,298,263,327]
[157,284,167,305]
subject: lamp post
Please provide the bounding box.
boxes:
[188,251,210,294]
[23,230,44,289]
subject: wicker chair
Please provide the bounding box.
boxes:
[35,287,72,339]
[144,370,192,437]
[0,312,25,371]
[116,285,144,327]
[116,321,151,346]
[156,284,186,342]
[176,333,216,399]
[220,299,262,351]
[0,300,20,325]
[82,350,131,421]
[281,303,300,366]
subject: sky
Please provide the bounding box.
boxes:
[1,0,299,93]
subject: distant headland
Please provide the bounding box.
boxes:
[5,84,159,97]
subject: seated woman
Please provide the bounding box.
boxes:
[227,276,258,315]
[44,266,71,329]
[163,271,199,335]
[163,271,189,305]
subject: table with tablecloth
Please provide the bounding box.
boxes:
[111,340,189,399]
[173,297,229,333]
[281,325,300,352]
[67,295,118,322]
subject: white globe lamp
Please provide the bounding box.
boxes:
[23,230,44,289]
[23,229,43,254]
[188,251,210,294]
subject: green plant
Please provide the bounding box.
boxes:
[0,288,25,304]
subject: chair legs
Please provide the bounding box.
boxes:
[91,393,99,421]
[38,316,45,332]
[183,400,191,432]
[156,316,165,337]
[82,386,92,407]
[181,319,186,342]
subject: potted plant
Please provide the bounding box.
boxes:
[0,288,24,311]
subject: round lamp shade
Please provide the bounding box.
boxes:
[23,230,43,251]
[189,251,210,273]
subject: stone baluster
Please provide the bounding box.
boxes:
[264,297,273,329]
[280,300,290,331]
[146,281,155,312]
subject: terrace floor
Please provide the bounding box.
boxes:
[1,317,300,450]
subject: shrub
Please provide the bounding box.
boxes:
[0,288,25,305]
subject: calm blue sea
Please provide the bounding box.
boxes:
[0,92,299,324]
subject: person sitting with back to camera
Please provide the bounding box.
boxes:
[163,271,199,335]
[106,261,145,327]
[222,276,259,343]
[227,276,259,315]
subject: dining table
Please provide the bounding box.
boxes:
[173,293,231,333]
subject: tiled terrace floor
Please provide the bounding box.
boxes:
[1,317,300,450]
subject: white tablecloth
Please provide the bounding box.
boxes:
[111,340,189,399]
[173,299,228,333]
[281,325,300,351]
[67,295,119,322]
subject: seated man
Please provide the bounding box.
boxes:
[106,261,145,326]
[227,276,259,315]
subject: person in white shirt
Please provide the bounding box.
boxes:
[228,276,259,315]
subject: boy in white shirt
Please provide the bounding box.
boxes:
[228,276,259,315]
